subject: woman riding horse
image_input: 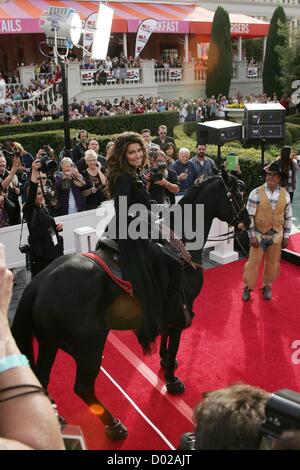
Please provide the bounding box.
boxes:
[106,132,195,353]
[11,139,250,441]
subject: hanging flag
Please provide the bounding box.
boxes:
[83,13,97,55]
[134,18,158,58]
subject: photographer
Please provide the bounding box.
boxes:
[0,183,13,228]
[0,154,21,224]
[145,150,179,205]
[55,157,85,215]
[178,384,270,450]
[10,142,33,202]
[23,160,64,278]
[81,150,107,210]
[35,146,59,216]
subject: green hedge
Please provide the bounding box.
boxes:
[0,111,179,138]
[284,129,292,146]
[286,124,300,143]
[286,114,300,124]
[0,129,119,157]
[183,121,197,137]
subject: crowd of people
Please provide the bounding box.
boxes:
[0,91,293,125]
[0,51,296,125]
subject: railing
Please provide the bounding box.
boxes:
[194,66,207,81]
[154,68,183,83]
[10,82,61,112]
[6,82,21,92]
[81,68,142,86]
[1,202,238,269]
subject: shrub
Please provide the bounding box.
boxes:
[284,129,292,146]
[206,7,232,97]
[286,125,300,143]
[0,130,114,157]
[183,122,197,137]
[0,111,179,138]
[286,114,300,124]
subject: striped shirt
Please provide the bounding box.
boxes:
[68,188,78,215]
[246,183,292,239]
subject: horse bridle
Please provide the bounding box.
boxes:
[206,175,247,243]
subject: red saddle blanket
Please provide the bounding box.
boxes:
[81,252,133,296]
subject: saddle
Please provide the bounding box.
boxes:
[81,238,192,331]
[81,238,133,295]
[81,239,141,330]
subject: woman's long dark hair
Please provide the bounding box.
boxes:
[106,132,148,197]
[280,145,293,187]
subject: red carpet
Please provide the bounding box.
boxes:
[288,232,300,255]
[47,259,300,450]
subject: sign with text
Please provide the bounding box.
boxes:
[247,67,258,78]
[169,69,182,80]
[129,19,189,34]
[83,13,97,55]
[134,18,158,58]
[231,23,250,35]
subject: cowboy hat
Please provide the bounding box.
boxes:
[263,161,284,176]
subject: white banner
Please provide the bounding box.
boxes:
[169,69,182,80]
[81,70,95,84]
[135,18,158,58]
[247,67,258,78]
[83,13,97,55]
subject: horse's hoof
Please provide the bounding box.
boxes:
[166,377,185,394]
[160,358,179,370]
[105,419,128,441]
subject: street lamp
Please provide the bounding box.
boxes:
[39,2,114,153]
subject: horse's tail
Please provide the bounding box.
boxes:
[11,282,37,367]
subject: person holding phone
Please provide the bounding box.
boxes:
[23,160,64,278]
[55,157,85,215]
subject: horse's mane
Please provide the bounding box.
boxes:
[179,173,239,206]
[179,175,219,205]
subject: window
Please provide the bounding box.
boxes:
[160,46,179,62]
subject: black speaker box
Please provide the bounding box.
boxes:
[197,120,242,145]
[244,103,286,142]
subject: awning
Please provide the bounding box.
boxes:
[0,1,269,38]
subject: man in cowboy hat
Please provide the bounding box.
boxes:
[242,161,293,301]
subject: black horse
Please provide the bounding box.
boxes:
[12,171,250,440]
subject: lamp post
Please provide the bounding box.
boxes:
[60,60,71,152]
[39,3,114,154]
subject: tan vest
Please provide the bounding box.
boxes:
[255,185,286,235]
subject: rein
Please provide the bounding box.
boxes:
[206,176,247,252]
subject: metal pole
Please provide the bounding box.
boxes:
[260,138,266,174]
[60,59,71,152]
[217,144,222,169]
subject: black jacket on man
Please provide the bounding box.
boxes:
[152,136,175,150]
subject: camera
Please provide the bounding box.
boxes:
[261,389,300,439]
[19,244,30,254]
[150,161,167,182]
[36,146,57,174]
